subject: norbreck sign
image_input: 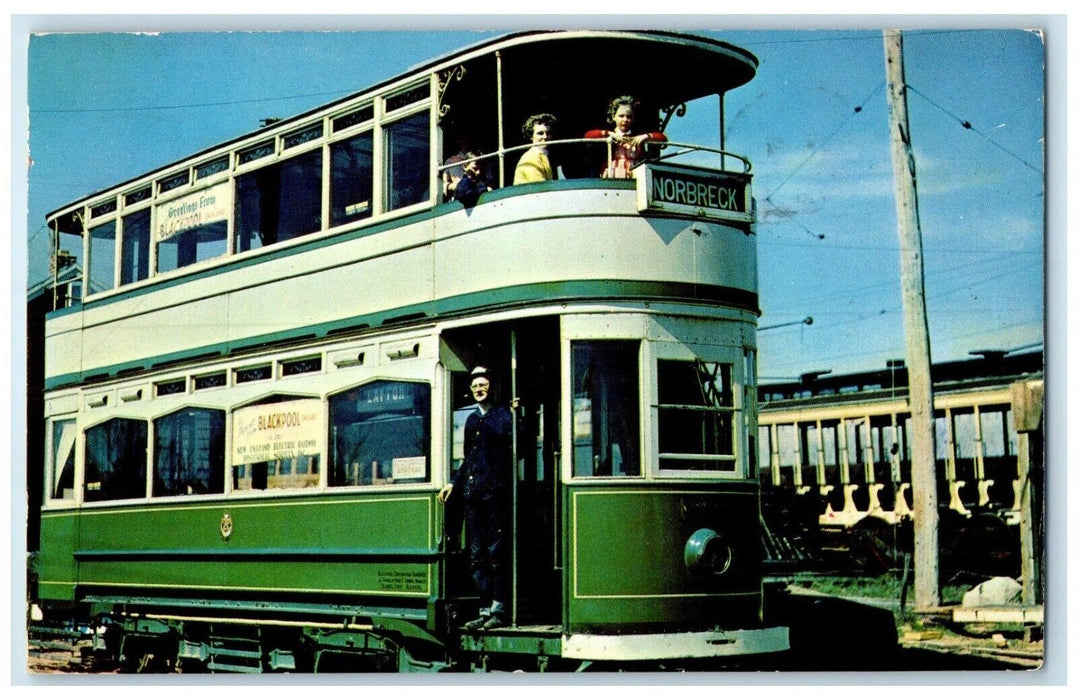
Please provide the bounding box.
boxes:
[635,163,753,224]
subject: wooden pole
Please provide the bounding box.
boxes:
[883,29,939,610]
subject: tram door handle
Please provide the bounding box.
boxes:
[553,451,562,570]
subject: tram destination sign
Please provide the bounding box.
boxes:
[635,163,752,224]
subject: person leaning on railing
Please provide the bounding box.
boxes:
[584,95,666,178]
[512,113,558,184]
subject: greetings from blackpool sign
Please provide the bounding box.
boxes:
[635,163,753,224]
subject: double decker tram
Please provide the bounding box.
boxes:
[34,30,789,672]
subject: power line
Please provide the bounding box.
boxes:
[906,84,1043,173]
[30,88,356,116]
[762,80,885,206]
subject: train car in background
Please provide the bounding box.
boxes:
[32,30,790,672]
[757,351,1043,578]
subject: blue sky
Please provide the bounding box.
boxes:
[19,20,1050,381]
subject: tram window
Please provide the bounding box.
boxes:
[330,132,374,226]
[153,408,225,497]
[231,397,322,491]
[656,360,736,472]
[84,418,148,502]
[196,156,230,180]
[384,112,430,211]
[159,171,190,194]
[120,208,150,285]
[125,186,152,206]
[156,220,228,274]
[48,419,77,501]
[981,409,1008,457]
[329,380,431,486]
[88,220,117,294]
[235,150,323,252]
[571,341,640,477]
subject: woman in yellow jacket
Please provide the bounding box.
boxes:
[513,113,557,184]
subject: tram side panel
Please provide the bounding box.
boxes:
[565,484,764,633]
[40,493,440,616]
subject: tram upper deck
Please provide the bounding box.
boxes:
[43,31,760,391]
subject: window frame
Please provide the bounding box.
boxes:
[81,415,151,503]
[44,416,79,506]
[649,342,746,480]
[151,405,228,499]
[327,377,433,490]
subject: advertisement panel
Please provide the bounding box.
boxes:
[231,398,324,465]
[153,181,232,242]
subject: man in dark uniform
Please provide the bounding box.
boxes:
[438,366,514,630]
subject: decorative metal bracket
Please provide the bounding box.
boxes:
[437,64,467,120]
[659,102,688,132]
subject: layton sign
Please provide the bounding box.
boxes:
[635,163,753,224]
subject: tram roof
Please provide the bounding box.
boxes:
[46,30,758,228]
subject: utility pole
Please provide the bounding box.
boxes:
[883,29,939,610]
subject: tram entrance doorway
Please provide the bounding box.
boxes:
[441,317,562,627]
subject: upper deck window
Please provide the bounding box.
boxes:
[125,186,152,207]
[657,359,736,472]
[571,341,640,477]
[90,200,117,219]
[385,111,430,211]
[88,220,117,294]
[156,219,228,274]
[84,418,148,502]
[283,124,323,150]
[385,84,429,113]
[158,171,190,194]
[238,140,275,165]
[332,105,373,133]
[120,208,150,285]
[330,131,374,227]
[196,156,230,180]
[235,149,323,253]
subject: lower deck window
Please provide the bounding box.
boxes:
[49,419,76,500]
[84,418,148,501]
[329,380,431,486]
[657,359,736,472]
[572,341,640,477]
[154,408,225,496]
[231,397,322,491]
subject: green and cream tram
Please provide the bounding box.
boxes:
[34,30,789,672]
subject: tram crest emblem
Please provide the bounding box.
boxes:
[220,513,233,540]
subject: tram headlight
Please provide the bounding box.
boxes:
[684,528,733,578]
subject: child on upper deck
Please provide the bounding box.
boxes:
[452,152,493,208]
[584,96,666,179]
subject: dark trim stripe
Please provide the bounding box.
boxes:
[45,279,759,390]
[74,547,439,562]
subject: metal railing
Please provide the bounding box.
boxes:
[438,137,752,197]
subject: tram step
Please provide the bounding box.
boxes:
[207,659,264,674]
